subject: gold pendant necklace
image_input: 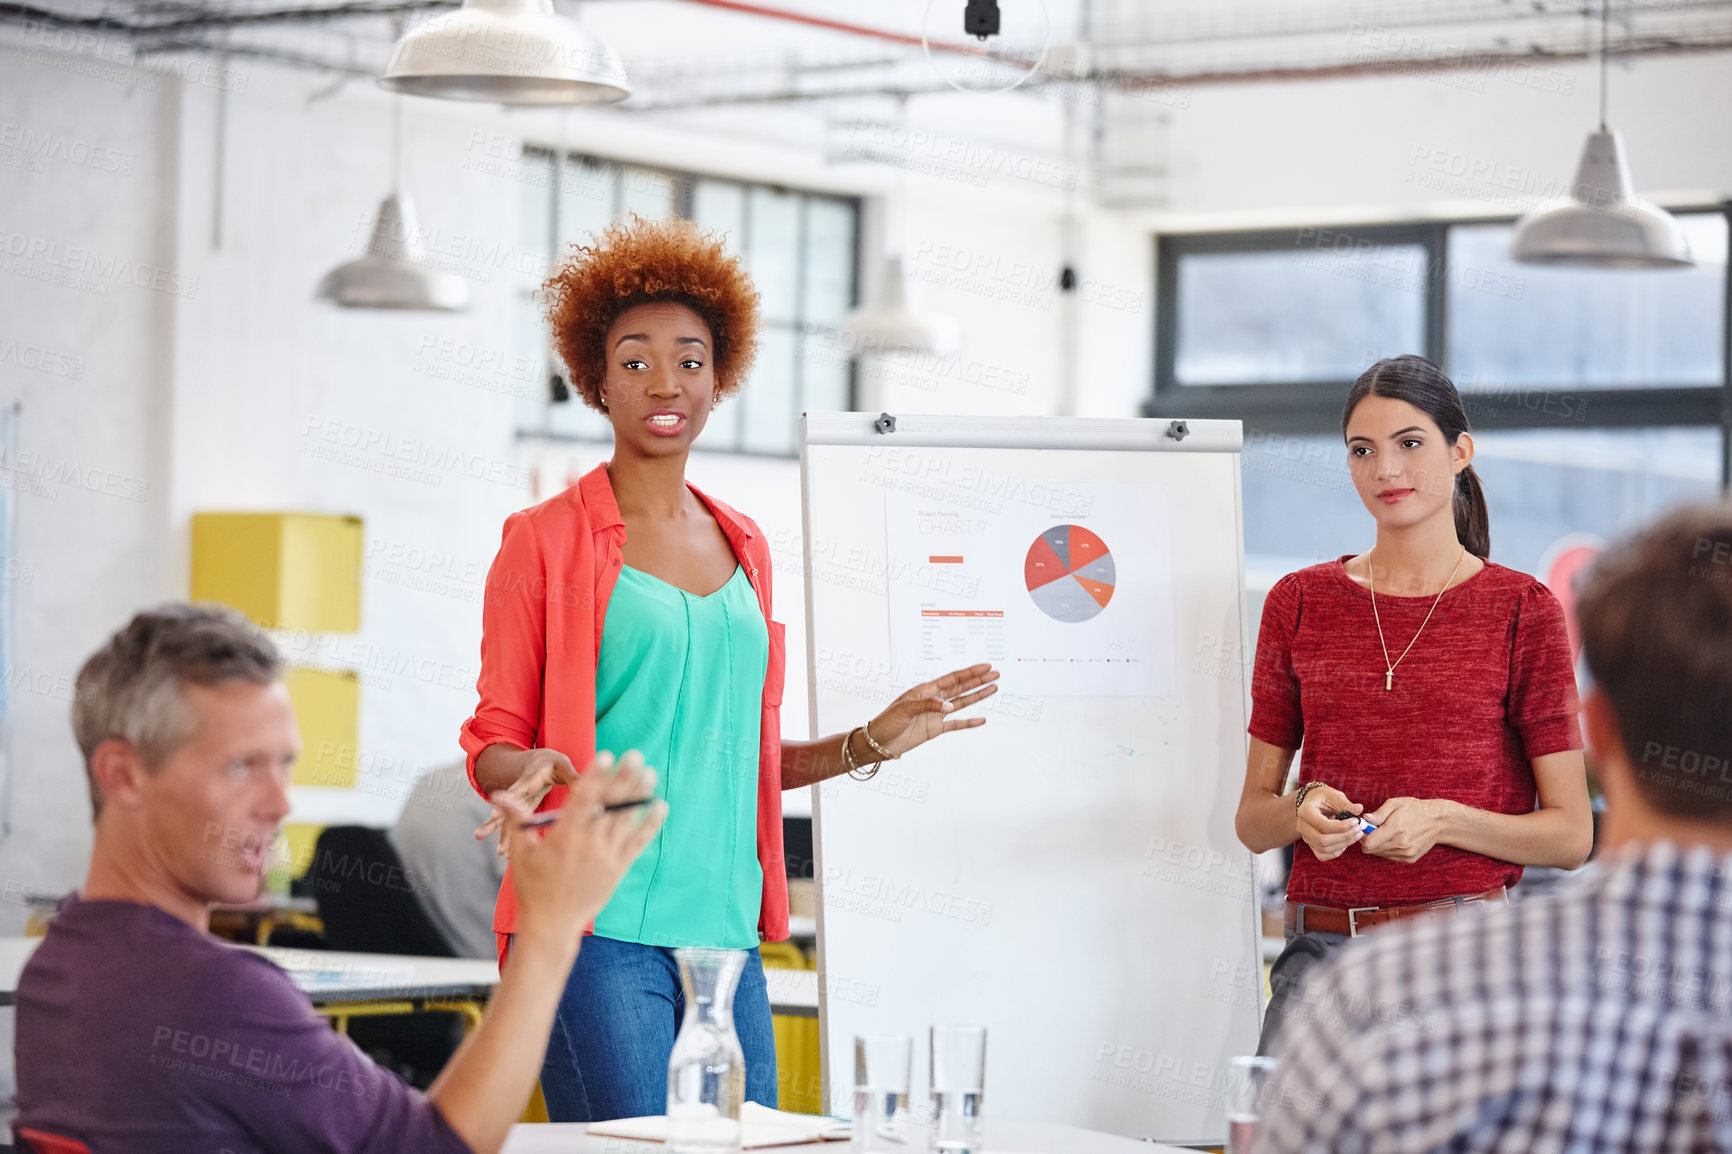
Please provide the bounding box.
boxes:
[1369,547,1467,691]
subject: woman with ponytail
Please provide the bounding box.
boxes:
[1234,354,1592,1053]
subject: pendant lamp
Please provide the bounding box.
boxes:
[315,101,470,311]
[839,254,960,357]
[379,0,629,106]
[1510,0,1692,268]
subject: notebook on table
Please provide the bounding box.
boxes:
[587,1102,852,1148]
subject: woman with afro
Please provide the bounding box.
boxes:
[461,216,999,1121]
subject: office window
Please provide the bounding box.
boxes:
[1471,427,1724,575]
[1239,429,1361,573]
[1173,235,1430,387]
[518,151,859,457]
[1448,213,1727,390]
[1160,212,1731,588]
[1240,424,1725,579]
[1153,212,1729,431]
[559,156,621,249]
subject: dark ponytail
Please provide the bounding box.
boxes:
[1343,354,1490,558]
[1453,463,1490,559]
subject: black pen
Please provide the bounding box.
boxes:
[1334,809,1378,834]
[520,797,655,828]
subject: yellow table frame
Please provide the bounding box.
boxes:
[313,997,487,1036]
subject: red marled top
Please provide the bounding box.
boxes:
[1250,557,1582,909]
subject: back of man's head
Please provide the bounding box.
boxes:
[73,604,283,819]
[1577,502,1732,820]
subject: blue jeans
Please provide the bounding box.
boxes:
[535,934,779,1122]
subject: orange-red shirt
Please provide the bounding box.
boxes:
[460,464,790,959]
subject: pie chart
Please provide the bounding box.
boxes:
[1025,525,1116,623]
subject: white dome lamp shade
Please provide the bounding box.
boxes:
[316,95,469,312]
[315,192,470,311]
[1510,0,1692,269]
[1509,130,1692,268]
[838,255,960,358]
[378,0,630,107]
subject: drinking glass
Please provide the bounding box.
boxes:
[852,1034,913,1154]
[1224,1055,1278,1154]
[928,1025,986,1154]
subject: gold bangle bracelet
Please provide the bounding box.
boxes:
[861,721,898,762]
[844,727,878,781]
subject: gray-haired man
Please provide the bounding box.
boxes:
[14,604,664,1153]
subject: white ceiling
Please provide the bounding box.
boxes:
[6,0,1731,205]
[13,0,1732,101]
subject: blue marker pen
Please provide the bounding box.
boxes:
[1334,809,1377,836]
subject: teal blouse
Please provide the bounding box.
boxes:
[590,563,769,949]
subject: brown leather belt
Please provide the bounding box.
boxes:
[1284,886,1508,937]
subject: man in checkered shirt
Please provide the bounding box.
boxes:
[1258,502,1732,1153]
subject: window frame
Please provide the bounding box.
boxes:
[1147,207,1732,467]
[515,146,863,459]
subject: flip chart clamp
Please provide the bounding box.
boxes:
[874,413,898,435]
[1165,420,1190,441]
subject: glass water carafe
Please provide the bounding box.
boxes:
[667,947,748,1154]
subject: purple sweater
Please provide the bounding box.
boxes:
[14,897,473,1153]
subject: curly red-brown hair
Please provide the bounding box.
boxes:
[542,215,760,412]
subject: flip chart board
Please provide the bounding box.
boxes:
[800,413,1260,1145]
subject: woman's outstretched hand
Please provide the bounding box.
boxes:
[473,748,580,855]
[867,662,1000,757]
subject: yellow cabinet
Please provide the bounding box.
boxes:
[191,512,363,632]
[285,665,360,789]
[761,941,823,1114]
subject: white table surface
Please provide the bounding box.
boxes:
[254,945,503,1003]
[763,964,818,1017]
[502,1117,1194,1154]
[0,936,820,1015]
[215,894,321,914]
[0,937,502,1005]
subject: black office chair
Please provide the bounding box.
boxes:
[302,826,462,1087]
[303,825,456,957]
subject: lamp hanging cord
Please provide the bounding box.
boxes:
[1599,0,1610,132]
[389,12,404,194]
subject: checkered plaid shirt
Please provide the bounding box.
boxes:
[1257,840,1732,1153]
